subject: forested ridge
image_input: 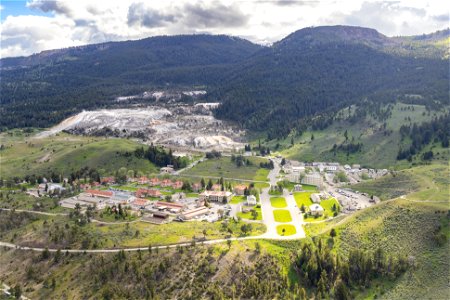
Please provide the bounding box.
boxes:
[1,26,448,135]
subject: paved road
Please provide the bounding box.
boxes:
[259,158,305,239]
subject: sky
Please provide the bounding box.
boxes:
[0,0,449,58]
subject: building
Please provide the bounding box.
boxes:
[149,178,160,186]
[199,191,232,203]
[100,177,115,185]
[154,201,185,213]
[180,206,209,220]
[160,166,174,174]
[130,198,151,210]
[246,195,257,206]
[160,179,172,187]
[325,166,338,173]
[352,164,361,170]
[211,184,222,191]
[293,184,303,192]
[310,193,321,203]
[192,183,202,192]
[138,176,149,184]
[86,189,113,198]
[301,173,323,188]
[135,188,162,198]
[234,184,247,195]
[172,180,183,190]
[309,204,324,216]
[142,211,169,224]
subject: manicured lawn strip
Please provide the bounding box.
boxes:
[237,206,262,220]
[230,196,246,204]
[276,224,296,236]
[270,197,287,208]
[273,209,292,223]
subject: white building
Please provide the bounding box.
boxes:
[310,193,321,203]
[301,173,323,188]
[246,195,257,206]
[309,204,324,216]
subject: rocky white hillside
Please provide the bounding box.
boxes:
[36,104,245,152]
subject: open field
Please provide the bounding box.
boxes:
[0,131,158,178]
[183,156,270,181]
[270,197,287,208]
[353,163,449,201]
[273,103,449,168]
[276,225,297,236]
[273,209,292,223]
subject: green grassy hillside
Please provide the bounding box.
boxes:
[183,156,270,181]
[272,103,449,168]
[0,130,158,178]
[353,163,449,201]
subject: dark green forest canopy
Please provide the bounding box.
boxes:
[1,26,448,134]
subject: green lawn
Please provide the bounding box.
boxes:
[270,197,287,208]
[230,195,246,204]
[237,206,262,221]
[276,224,297,236]
[320,198,340,215]
[273,209,292,223]
[293,192,313,208]
[183,156,270,181]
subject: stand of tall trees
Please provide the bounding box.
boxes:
[132,145,187,169]
[295,239,408,299]
[397,114,449,161]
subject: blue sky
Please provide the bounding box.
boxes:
[0,0,52,21]
[1,0,448,58]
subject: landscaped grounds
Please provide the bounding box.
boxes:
[273,209,292,222]
[276,224,296,236]
[270,197,287,208]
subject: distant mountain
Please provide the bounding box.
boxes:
[0,35,263,128]
[213,26,449,136]
[0,26,448,132]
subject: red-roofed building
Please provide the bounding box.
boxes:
[211,184,222,191]
[138,176,149,184]
[234,184,247,195]
[131,198,151,210]
[149,178,160,186]
[172,180,183,189]
[154,201,186,213]
[135,188,162,198]
[100,177,115,185]
[160,179,172,187]
[86,189,113,198]
[192,183,202,192]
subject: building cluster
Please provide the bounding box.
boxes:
[58,177,258,225]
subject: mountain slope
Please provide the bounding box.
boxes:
[0,34,263,129]
[213,26,449,136]
[0,26,448,133]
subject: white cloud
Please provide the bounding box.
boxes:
[1,0,448,58]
